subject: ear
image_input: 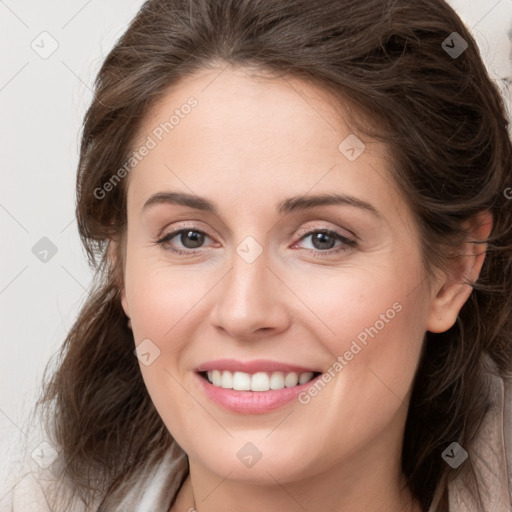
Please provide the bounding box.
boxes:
[426,210,493,333]
[107,239,130,318]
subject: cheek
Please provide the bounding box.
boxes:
[124,256,204,439]
[289,256,427,407]
[288,256,425,351]
[124,254,207,344]
[290,279,425,469]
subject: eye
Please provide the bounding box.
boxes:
[293,229,356,255]
[156,228,214,254]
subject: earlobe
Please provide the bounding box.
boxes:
[426,282,472,333]
[426,210,492,334]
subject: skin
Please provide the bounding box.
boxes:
[116,65,491,512]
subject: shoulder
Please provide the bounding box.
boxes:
[0,460,92,512]
[427,354,512,512]
[2,431,188,512]
[1,432,94,512]
[2,472,58,512]
[2,442,189,512]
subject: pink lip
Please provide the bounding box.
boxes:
[195,373,322,414]
[195,361,322,414]
[195,358,320,374]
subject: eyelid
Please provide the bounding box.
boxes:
[294,223,355,241]
[156,219,212,239]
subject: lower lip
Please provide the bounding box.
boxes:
[195,372,322,414]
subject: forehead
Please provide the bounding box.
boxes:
[135,65,352,152]
[125,65,402,221]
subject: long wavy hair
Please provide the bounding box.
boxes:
[37,0,512,510]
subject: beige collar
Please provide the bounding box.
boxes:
[428,354,512,511]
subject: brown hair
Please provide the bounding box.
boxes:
[37,0,512,510]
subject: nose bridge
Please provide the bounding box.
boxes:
[210,235,289,338]
[224,242,272,316]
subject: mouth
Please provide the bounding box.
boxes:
[193,359,324,414]
[194,359,323,414]
[198,369,321,391]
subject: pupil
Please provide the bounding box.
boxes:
[313,232,334,250]
[182,230,204,249]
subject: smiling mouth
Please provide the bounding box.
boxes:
[198,370,321,391]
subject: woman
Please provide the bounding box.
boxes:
[5,0,512,510]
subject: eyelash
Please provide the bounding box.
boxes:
[154,225,356,256]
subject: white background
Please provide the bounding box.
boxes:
[1,0,511,500]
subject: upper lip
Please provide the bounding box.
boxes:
[195,359,321,374]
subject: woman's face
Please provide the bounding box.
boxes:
[120,66,436,485]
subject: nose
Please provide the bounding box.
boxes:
[209,246,291,341]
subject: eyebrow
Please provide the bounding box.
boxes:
[142,191,380,217]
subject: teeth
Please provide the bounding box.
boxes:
[299,372,314,384]
[204,370,316,391]
[270,371,285,390]
[221,370,233,389]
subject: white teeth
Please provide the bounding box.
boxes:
[233,371,251,390]
[269,371,285,390]
[299,372,314,385]
[221,370,233,389]
[212,370,221,386]
[251,372,270,391]
[284,372,298,387]
[205,370,317,391]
